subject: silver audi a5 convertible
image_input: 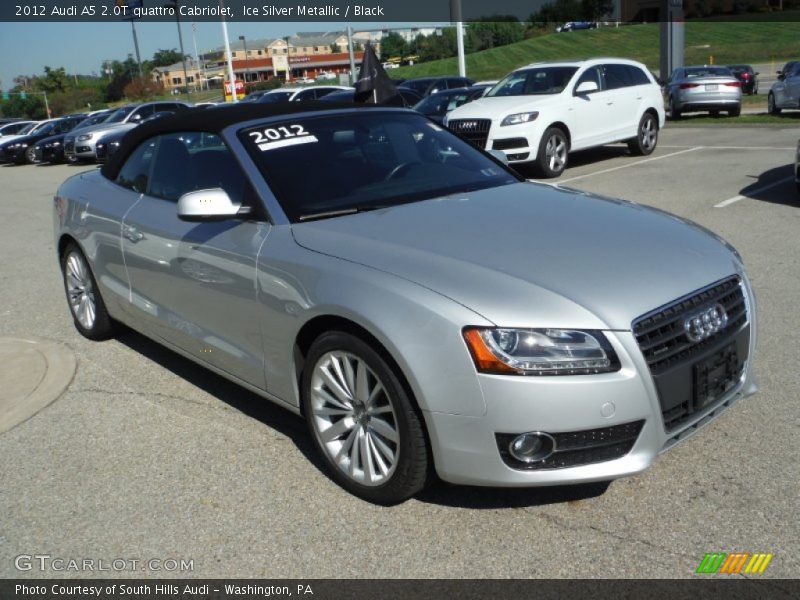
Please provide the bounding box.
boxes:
[54,104,758,504]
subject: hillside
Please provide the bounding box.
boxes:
[392,20,800,80]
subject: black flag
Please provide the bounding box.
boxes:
[354,42,399,104]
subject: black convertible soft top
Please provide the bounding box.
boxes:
[101,101,388,180]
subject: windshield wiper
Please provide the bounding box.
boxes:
[298,205,386,222]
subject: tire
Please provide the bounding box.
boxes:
[301,331,430,505]
[709,109,720,117]
[25,146,39,164]
[728,106,741,117]
[627,112,658,156]
[60,243,117,340]
[534,126,569,178]
[669,96,681,119]
[768,93,781,115]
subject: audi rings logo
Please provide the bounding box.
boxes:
[684,304,728,342]
[460,121,477,129]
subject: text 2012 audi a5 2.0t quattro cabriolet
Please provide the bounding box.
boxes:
[54,104,757,504]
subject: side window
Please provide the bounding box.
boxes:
[130,105,155,122]
[626,66,651,86]
[115,138,157,194]
[149,131,254,207]
[603,64,632,90]
[576,66,603,91]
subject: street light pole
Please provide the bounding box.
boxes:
[238,35,251,86]
[219,0,238,102]
[284,36,292,82]
[165,0,190,101]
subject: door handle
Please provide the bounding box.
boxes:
[123,226,144,243]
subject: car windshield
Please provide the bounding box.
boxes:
[487,67,579,97]
[401,79,434,95]
[260,92,293,103]
[35,121,59,136]
[686,67,733,78]
[414,91,471,116]
[75,113,111,129]
[240,112,520,222]
[16,123,37,135]
[105,106,136,123]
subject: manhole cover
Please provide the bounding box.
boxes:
[0,336,76,434]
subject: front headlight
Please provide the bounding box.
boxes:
[463,327,619,375]
[77,133,93,141]
[501,112,539,126]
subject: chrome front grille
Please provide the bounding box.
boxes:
[633,276,749,432]
[447,118,491,149]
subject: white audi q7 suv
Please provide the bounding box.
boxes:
[445,58,666,178]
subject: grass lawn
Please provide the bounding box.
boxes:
[392,20,800,81]
[668,112,800,125]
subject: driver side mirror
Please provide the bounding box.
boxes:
[177,188,250,222]
[574,81,599,95]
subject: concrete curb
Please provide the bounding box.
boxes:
[0,336,77,434]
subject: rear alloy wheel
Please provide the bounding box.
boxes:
[669,96,681,119]
[628,112,658,156]
[61,243,117,340]
[768,93,781,115]
[535,127,568,178]
[302,332,430,505]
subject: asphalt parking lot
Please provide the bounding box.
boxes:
[0,124,798,581]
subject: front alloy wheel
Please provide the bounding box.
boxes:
[25,146,39,164]
[61,243,116,340]
[302,332,430,504]
[628,112,658,156]
[536,127,568,178]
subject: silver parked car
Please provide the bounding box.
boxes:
[795,139,800,193]
[665,65,742,118]
[768,60,800,115]
[54,105,758,504]
[63,101,189,162]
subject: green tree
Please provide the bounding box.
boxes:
[151,48,188,68]
[39,66,70,94]
[330,42,341,53]
[380,32,408,59]
[0,94,46,119]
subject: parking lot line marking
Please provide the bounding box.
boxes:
[714,176,795,208]
[699,146,796,151]
[557,147,704,184]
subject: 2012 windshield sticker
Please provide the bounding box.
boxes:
[249,125,318,151]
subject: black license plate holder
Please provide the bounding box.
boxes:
[693,343,739,411]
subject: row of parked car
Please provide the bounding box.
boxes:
[3,58,798,178]
[0,77,489,167]
[0,100,195,166]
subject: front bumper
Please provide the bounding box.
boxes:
[64,135,99,160]
[423,280,758,487]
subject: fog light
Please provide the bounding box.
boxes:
[508,432,555,463]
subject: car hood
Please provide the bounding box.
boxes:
[291,182,741,330]
[448,95,564,121]
[66,122,130,138]
[35,133,65,147]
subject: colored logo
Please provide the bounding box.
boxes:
[696,552,774,574]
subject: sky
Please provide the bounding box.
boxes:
[0,21,439,90]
